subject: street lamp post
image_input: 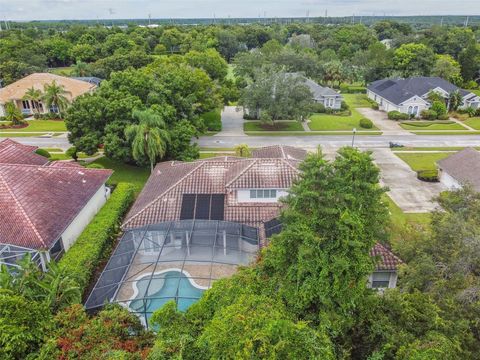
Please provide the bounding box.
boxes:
[352,128,357,147]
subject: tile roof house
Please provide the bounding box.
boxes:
[437,148,480,192]
[123,146,402,289]
[0,73,97,117]
[367,77,480,117]
[0,139,112,271]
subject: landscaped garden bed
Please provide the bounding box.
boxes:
[244,121,304,132]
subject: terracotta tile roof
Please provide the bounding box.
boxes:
[0,164,112,250]
[0,139,49,166]
[122,156,299,229]
[252,145,307,160]
[437,148,480,191]
[0,73,96,104]
[370,243,403,270]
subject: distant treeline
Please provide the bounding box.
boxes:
[4,15,480,30]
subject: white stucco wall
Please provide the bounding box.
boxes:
[439,170,462,190]
[399,97,429,116]
[367,270,398,289]
[0,103,5,117]
[60,184,110,251]
[237,189,288,203]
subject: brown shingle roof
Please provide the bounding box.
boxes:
[0,163,112,250]
[437,148,480,191]
[0,73,96,104]
[370,243,403,270]
[0,139,49,166]
[252,145,307,160]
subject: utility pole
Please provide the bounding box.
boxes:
[465,16,469,28]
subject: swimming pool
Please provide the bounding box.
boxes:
[129,269,206,319]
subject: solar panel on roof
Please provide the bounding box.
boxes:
[210,194,225,220]
[180,194,196,220]
[195,194,211,220]
[375,80,396,92]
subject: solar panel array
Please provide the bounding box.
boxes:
[180,194,225,221]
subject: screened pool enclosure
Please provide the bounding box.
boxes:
[0,243,45,271]
[85,220,260,328]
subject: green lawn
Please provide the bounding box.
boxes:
[470,89,480,96]
[395,152,451,171]
[308,110,379,131]
[41,148,64,152]
[400,121,467,131]
[244,121,304,132]
[88,157,150,195]
[464,117,480,130]
[2,120,67,132]
[408,131,480,135]
[393,147,468,152]
[245,131,382,136]
[49,66,75,76]
[226,64,236,81]
[342,93,372,108]
[199,152,233,159]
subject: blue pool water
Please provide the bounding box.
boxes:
[129,270,205,316]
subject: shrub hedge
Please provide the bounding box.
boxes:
[420,109,438,120]
[417,170,439,182]
[35,148,51,158]
[58,182,135,292]
[201,109,222,132]
[359,118,373,129]
[388,111,409,121]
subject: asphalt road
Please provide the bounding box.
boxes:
[8,133,480,150]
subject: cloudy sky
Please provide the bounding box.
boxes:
[1,0,479,21]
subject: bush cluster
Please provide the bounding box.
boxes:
[310,102,326,113]
[201,109,222,132]
[420,109,438,120]
[58,182,135,292]
[359,118,373,129]
[388,111,409,120]
[417,169,439,182]
[33,112,62,120]
[35,148,51,158]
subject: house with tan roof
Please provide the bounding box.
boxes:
[0,73,97,117]
[122,145,401,289]
[0,139,112,271]
[437,148,480,191]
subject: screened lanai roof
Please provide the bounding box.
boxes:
[85,220,260,328]
[0,243,43,270]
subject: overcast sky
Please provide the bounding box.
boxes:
[1,0,479,21]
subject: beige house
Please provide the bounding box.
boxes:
[0,73,96,116]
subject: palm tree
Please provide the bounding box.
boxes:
[42,81,70,118]
[125,109,170,172]
[22,87,43,115]
[72,61,92,77]
[4,102,24,125]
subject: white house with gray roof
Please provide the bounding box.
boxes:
[437,148,480,192]
[286,73,343,109]
[367,77,480,117]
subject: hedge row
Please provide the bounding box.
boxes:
[58,182,135,292]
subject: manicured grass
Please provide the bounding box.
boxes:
[49,153,70,160]
[244,121,304,132]
[464,117,480,130]
[392,147,467,152]
[245,131,382,136]
[0,132,64,137]
[88,157,150,194]
[470,89,480,96]
[41,148,64,152]
[308,110,379,131]
[342,93,372,108]
[409,131,480,135]
[49,66,75,76]
[383,194,431,243]
[226,64,236,81]
[400,121,467,131]
[1,120,67,132]
[395,152,451,171]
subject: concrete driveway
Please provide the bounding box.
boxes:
[371,149,446,213]
[357,108,410,135]
[216,106,244,136]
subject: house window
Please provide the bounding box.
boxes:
[371,272,391,288]
[328,98,334,107]
[22,100,31,110]
[250,189,277,199]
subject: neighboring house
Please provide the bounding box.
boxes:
[71,76,103,87]
[122,145,401,288]
[288,73,343,109]
[367,77,480,117]
[0,73,97,116]
[0,139,112,271]
[437,148,480,191]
